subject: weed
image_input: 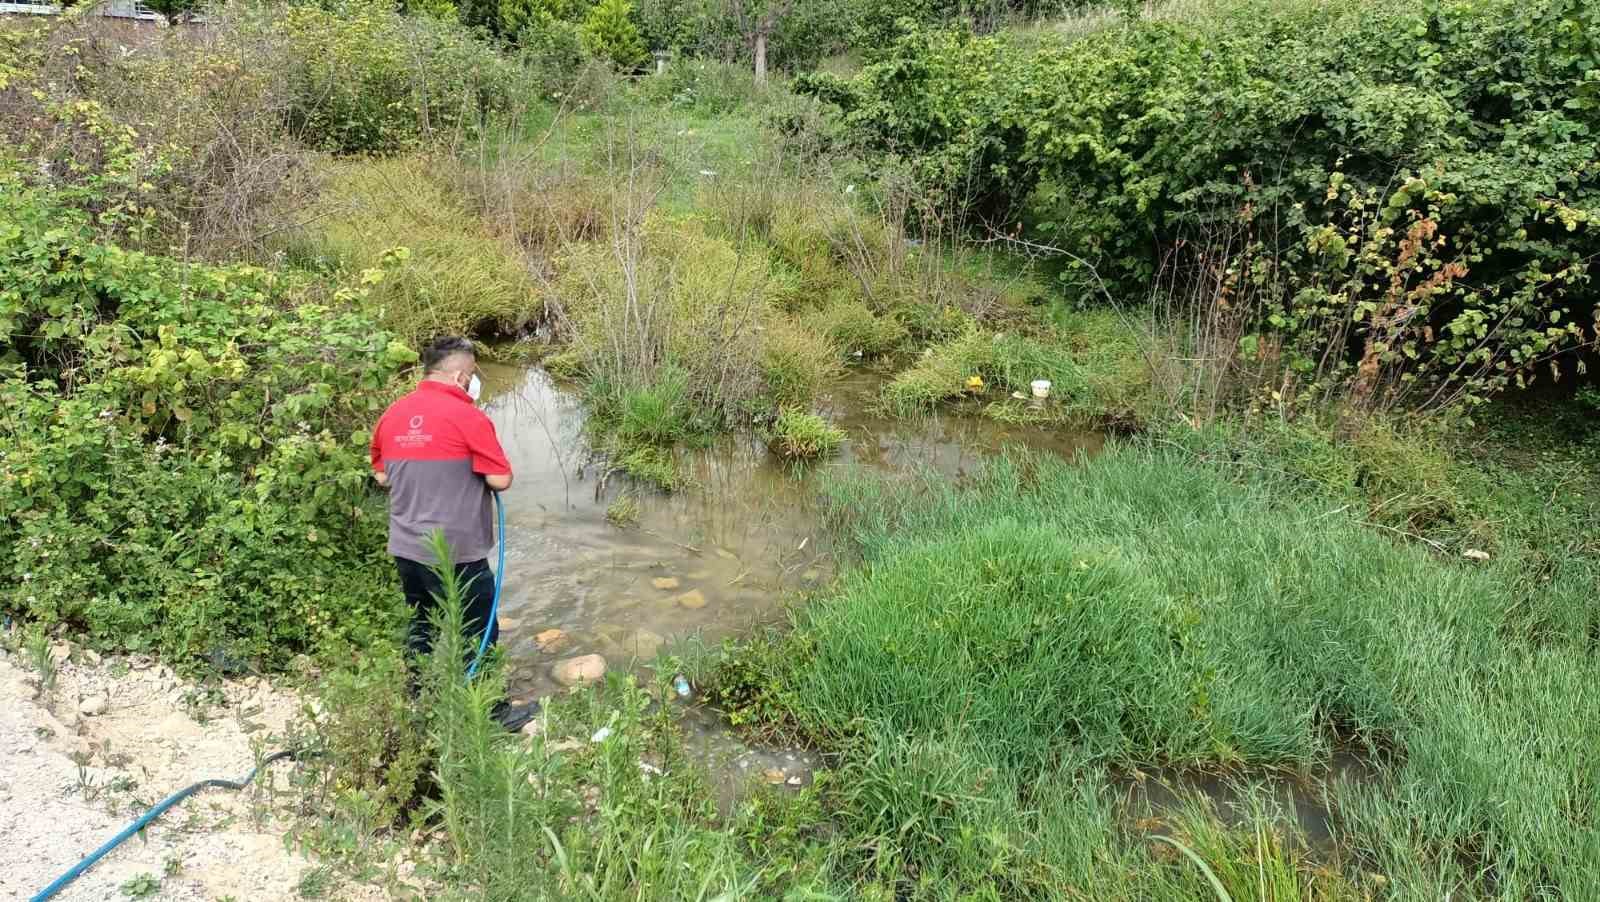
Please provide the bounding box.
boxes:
[163,854,184,877]
[748,447,1600,895]
[605,493,641,526]
[295,865,335,899]
[613,371,696,447]
[74,756,100,802]
[311,157,541,345]
[615,445,685,492]
[23,624,55,695]
[119,873,160,899]
[295,641,427,837]
[764,409,845,460]
[802,295,908,360]
[760,317,843,409]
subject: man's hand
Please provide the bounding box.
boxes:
[374,470,390,488]
[484,473,512,491]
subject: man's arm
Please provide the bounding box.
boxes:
[369,417,389,488]
[465,413,514,492]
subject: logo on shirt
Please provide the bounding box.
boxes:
[397,413,433,449]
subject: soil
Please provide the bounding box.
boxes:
[0,641,409,902]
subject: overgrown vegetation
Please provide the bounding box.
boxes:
[6,0,1599,896]
[0,183,411,668]
[809,0,1599,411]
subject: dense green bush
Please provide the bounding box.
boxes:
[0,183,412,670]
[830,0,1600,407]
[580,0,649,70]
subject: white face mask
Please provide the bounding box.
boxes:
[466,374,483,402]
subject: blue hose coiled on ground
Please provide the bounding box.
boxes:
[29,492,506,901]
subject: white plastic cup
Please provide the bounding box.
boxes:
[1031,380,1052,399]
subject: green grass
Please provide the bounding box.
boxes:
[764,409,846,460]
[879,328,1085,418]
[705,445,1600,898]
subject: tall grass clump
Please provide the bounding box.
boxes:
[764,409,846,460]
[309,157,541,344]
[555,211,816,426]
[718,448,1600,897]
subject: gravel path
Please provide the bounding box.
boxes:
[0,642,402,901]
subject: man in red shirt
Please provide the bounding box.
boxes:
[371,336,531,728]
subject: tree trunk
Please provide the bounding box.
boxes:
[754,31,768,84]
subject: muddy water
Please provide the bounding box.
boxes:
[479,364,1104,705]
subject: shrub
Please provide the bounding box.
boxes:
[835,0,1600,409]
[508,14,594,100]
[764,409,845,459]
[581,0,650,71]
[0,184,412,669]
[0,12,313,257]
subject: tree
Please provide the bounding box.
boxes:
[581,0,649,70]
[728,0,795,84]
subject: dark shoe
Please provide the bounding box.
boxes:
[491,699,540,733]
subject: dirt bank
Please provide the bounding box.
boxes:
[0,641,402,901]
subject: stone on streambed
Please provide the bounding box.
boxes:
[675,590,708,610]
[534,629,568,652]
[78,695,109,717]
[552,654,607,686]
[651,577,681,590]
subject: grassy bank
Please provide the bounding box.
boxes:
[702,436,1600,898]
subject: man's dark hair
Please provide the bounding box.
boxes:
[422,336,477,373]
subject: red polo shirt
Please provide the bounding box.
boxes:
[370,381,511,565]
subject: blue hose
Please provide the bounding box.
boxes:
[30,491,508,900]
[30,751,296,902]
[466,490,507,680]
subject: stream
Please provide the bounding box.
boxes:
[477,363,1102,798]
[479,364,1103,701]
[477,365,1355,837]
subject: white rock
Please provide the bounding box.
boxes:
[1462,549,1491,562]
[78,695,109,717]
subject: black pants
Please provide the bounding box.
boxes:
[395,556,499,660]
